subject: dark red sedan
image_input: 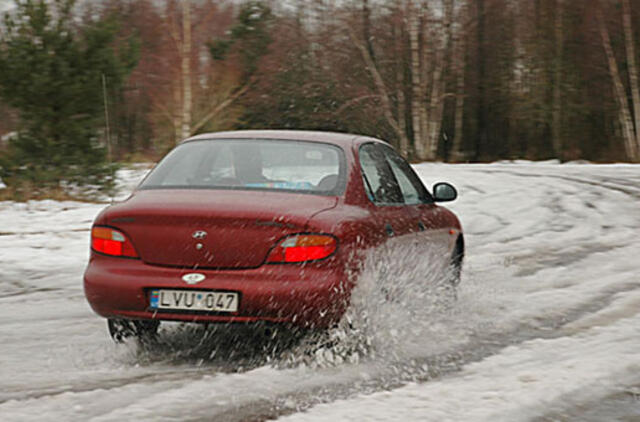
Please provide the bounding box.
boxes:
[83,130,463,341]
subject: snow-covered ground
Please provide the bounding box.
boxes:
[0,162,639,421]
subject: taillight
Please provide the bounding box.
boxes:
[266,234,337,263]
[91,226,139,258]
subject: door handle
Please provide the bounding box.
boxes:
[385,223,394,237]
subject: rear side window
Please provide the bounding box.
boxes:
[358,144,403,204]
[380,145,433,204]
[140,139,346,195]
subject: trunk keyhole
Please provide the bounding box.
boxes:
[385,224,394,237]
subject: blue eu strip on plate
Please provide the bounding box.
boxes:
[150,290,159,308]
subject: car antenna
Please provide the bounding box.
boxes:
[102,73,115,205]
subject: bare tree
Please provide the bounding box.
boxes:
[596,1,638,160]
[349,25,410,152]
[551,0,564,159]
[393,3,409,156]
[149,1,250,145]
[409,4,424,158]
[425,0,453,160]
[622,0,640,156]
[180,0,192,140]
[451,0,468,161]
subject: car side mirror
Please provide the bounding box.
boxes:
[433,182,457,202]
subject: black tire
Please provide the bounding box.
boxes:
[450,236,464,286]
[108,318,159,343]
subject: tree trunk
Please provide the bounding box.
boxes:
[551,0,564,159]
[451,1,467,161]
[597,4,638,160]
[424,43,444,160]
[180,0,192,141]
[409,8,425,159]
[474,0,488,161]
[173,77,182,144]
[394,10,409,157]
[362,0,376,64]
[419,10,429,159]
[622,0,640,155]
[425,0,453,160]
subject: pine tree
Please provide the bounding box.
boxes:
[0,0,138,195]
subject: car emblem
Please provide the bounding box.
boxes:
[182,273,206,284]
[192,230,207,239]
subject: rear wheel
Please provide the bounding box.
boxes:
[108,318,159,343]
[450,236,464,286]
[449,236,464,299]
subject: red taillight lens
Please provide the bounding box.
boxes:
[91,226,139,258]
[266,234,337,263]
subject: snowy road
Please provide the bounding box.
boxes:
[0,162,639,421]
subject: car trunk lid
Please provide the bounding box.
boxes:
[104,189,338,269]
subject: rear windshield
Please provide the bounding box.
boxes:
[139,139,346,195]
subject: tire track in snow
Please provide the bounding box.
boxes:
[535,386,640,421]
[0,370,210,404]
[475,167,640,199]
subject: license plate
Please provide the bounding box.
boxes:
[149,289,239,312]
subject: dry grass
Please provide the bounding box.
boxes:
[0,181,99,203]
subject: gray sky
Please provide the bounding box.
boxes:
[0,0,12,13]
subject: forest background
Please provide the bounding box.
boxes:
[1,0,639,198]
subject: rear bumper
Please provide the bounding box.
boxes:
[83,253,351,329]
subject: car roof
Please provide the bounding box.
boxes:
[183,130,387,149]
